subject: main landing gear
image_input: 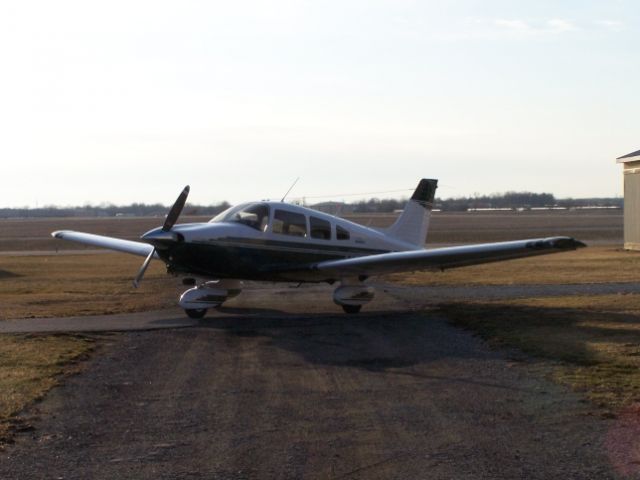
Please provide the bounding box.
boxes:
[341,304,362,314]
[333,279,374,314]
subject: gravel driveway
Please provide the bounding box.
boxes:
[0,292,618,479]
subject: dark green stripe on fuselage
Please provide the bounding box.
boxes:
[157,237,390,281]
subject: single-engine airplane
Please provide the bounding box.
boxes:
[52,179,585,318]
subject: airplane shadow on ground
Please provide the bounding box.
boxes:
[0,269,21,279]
[439,301,640,367]
[186,298,640,395]
[215,305,289,316]
[146,306,290,327]
[195,306,519,377]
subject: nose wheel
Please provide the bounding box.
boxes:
[341,304,362,314]
[185,308,208,319]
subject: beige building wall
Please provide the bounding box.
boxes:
[623,160,640,250]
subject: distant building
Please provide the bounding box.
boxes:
[617,149,640,249]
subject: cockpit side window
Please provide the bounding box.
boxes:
[209,205,239,223]
[336,225,350,241]
[310,216,331,240]
[220,203,270,231]
[272,210,307,237]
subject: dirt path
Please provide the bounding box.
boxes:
[1,310,615,479]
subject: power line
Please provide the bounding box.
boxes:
[289,188,414,200]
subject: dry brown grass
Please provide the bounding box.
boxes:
[0,253,181,320]
[0,334,94,443]
[389,246,640,285]
[440,294,640,410]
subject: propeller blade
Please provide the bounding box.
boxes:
[133,248,155,288]
[163,185,190,232]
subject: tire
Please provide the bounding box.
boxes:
[342,304,362,314]
[185,308,207,319]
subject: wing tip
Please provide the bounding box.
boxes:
[530,237,587,250]
[554,237,587,249]
[574,239,587,249]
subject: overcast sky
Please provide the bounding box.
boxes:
[1,0,637,207]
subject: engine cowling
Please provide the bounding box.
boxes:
[333,285,375,307]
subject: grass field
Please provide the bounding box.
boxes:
[438,295,640,412]
[0,208,622,251]
[388,246,640,285]
[0,334,95,443]
[0,254,180,320]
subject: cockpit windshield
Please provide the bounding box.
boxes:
[209,203,270,232]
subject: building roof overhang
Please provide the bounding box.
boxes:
[617,149,640,163]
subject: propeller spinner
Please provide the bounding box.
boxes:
[133,185,190,288]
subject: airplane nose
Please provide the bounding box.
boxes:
[141,227,182,243]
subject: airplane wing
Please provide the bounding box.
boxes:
[51,231,157,258]
[306,237,585,278]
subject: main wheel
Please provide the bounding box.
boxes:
[185,308,208,319]
[342,304,362,314]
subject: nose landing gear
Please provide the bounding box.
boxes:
[179,279,242,319]
[185,308,208,319]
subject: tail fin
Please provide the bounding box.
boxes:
[386,179,438,247]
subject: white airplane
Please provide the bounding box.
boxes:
[52,179,585,318]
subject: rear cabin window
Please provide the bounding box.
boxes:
[310,216,331,240]
[273,210,307,237]
[336,225,350,241]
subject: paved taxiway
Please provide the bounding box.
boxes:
[0,285,625,479]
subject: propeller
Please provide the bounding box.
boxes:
[163,186,190,231]
[133,185,190,288]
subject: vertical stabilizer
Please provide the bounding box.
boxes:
[386,179,438,247]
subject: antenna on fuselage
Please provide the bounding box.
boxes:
[281,177,300,202]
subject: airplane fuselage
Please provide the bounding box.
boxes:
[143,201,418,282]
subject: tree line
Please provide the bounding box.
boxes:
[0,193,622,218]
[351,192,622,213]
[0,202,231,219]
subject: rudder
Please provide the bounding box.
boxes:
[386,179,438,247]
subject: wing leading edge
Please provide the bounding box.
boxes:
[51,231,157,258]
[307,237,586,278]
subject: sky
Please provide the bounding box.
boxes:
[1,0,638,207]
